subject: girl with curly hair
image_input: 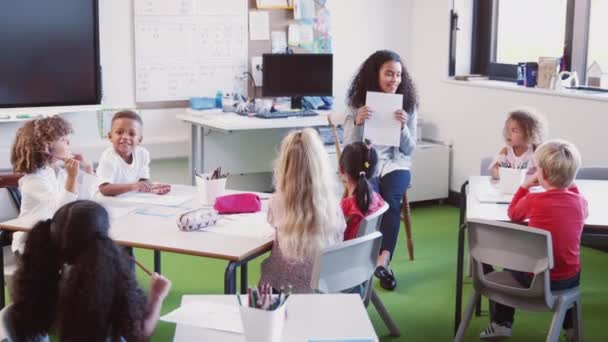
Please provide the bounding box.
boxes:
[489,108,548,180]
[343,50,418,291]
[10,116,96,253]
[10,200,171,341]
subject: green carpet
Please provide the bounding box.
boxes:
[128,204,607,341]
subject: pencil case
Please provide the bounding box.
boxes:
[177,208,220,232]
[213,193,261,214]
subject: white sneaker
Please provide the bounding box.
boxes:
[480,322,512,340]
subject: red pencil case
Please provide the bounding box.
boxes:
[213,193,261,214]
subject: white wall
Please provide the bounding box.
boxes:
[409,0,608,191]
[1,0,411,170]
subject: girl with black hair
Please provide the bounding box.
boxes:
[10,200,171,342]
[343,50,418,291]
[339,142,385,241]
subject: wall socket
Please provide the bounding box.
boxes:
[251,56,263,86]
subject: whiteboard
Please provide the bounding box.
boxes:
[133,0,248,102]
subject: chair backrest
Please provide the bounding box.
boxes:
[480,157,493,176]
[310,231,382,298]
[576,166,608,180]
[0,304,15,341]
[467,219,555,309]
[0,173,22,224]
[356,202,389,238]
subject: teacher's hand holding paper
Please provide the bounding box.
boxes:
[362,91,403,146]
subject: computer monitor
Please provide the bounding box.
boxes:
[262,54,333,109]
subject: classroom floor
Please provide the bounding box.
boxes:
[132,203,608,342]
[137,158,608,341]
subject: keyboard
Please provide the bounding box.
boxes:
[317,126,343,146]
[252,109,319,119]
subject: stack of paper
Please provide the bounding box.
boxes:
[161,301,243,333]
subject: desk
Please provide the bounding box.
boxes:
[0,186,274,299]
[453,176,608,333]
[177,111,330,184]
[173,294,379,342]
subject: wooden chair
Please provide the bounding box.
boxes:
[327,114,414,260]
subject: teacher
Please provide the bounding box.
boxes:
[343,50,418,291]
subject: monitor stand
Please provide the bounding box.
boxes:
[291,96,303,109]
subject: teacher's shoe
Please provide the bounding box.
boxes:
[480,322,512,340]
[374,265,396,290]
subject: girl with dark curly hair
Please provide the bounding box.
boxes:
[10,200,171,341]
[343,50,418,291]
[10,116,97,253]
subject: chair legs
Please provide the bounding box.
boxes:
[401,191,414,261]
[370,289,401,337]
[547,300,568,342]
[454,290,481,342]
[573,299,583,342]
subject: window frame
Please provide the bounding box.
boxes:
[466,0,593,83]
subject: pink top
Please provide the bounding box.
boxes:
[341,192,385,240]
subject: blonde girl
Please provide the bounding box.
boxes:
[259,128,346,293]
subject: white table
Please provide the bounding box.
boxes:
[466,176,608,225]
[0,186,274,295]
[173,294,379,342]
[454,176,608,333]
[177,111,330,184]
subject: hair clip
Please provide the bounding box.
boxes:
[364,161,370,169]
[359,171,366,177]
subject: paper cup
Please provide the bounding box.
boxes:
[498,167,526,194]
[240,303,286,342]
[195,175,227,205]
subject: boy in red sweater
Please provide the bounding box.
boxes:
[481,139,588,341]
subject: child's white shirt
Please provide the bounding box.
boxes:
[489,144,537,175]
[12,166,96,252]
[96,146,150,187]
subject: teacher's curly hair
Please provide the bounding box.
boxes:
[347,50,418,114]
[10,200,148,342]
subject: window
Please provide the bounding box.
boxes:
[587,0,608,70]
[461,0,607,87]
[495,0,569,65]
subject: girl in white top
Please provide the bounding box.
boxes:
[10,116,96,253]
[490,108,547,180]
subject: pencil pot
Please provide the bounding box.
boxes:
[240,303,286,342]
[195,175,227,205]
[498,167,526,194]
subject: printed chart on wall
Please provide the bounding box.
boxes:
[134,0,248,102]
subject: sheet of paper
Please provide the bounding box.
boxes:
[135,206,191,218]
[363,91,403,147]
[111,192,193,207]
[299,24,314,47]
[257,0,289,7]
[249,11,270,40]
[288,23,300,46]
[161,301,243,333]
[105,206,137,219]
[205,212,274,239]
[271,31,287,53]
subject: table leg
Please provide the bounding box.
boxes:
[224,261,238,294]
[154,250,161,274]
[454,222,466,335]
[0,241,5,309]
[454,180,469,336]
[240,263,248,294]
